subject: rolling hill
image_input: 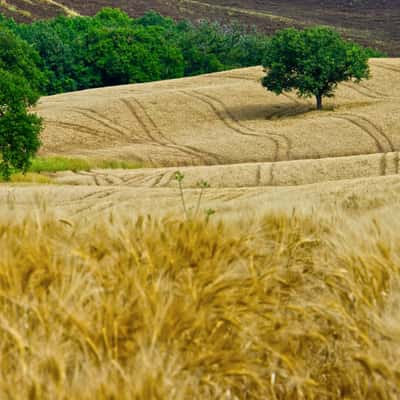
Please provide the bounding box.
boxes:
[1,58,400,219]
[2,58,400,398]
[0,0,399,55]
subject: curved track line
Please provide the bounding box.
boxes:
[358,83,391,98]
[342,83,383,100]
[71,108,133,140]
[373,63,400,74]
[45,120,113,140]
[341,113,394,152]
[122,97,225,164]
[210,74,260,82]
[181,90,280,162]
[330,115,384,153]
[193,90,293,161]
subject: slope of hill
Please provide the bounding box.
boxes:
[0,58,399,219]
[36,59,400,171]
[2,59,400,399]
[0,0,399,55]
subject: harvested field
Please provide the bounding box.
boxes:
[2,60,400,398]
[37,59,400,167]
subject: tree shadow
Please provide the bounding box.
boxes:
[228,102,316,122]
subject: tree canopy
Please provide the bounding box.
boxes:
[261,27,370,110]
[0,29,43,179]
[0,8,272,95]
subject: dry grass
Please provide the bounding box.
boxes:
[48,151,400,188]
[36,59,400,168]
[2,59,400,398]
[1,208,400,399]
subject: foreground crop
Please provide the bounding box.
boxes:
[1,211,400,399]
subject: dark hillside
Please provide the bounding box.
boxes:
[0,0,399,55]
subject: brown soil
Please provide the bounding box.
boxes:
[0,0,399,55]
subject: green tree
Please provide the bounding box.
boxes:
[0,30,43,180]
[262,27,370,110]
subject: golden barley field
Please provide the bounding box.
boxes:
[2,59,400,399]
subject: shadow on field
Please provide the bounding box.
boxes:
[229,103,315,122]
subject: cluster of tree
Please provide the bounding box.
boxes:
[0,7,382,179]
[0,28,43,179]
[0,8,270,95]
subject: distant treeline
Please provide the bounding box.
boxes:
[0,8,272,95]
[0,8,385,96]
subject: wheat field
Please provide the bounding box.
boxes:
[2,59,400,398]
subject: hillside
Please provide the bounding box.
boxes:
[0,0,399,55]
[2,60,400,399]
[0,58,399,218]
[37,59,400,175]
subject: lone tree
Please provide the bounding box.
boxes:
[261,27,370,110]
[0,30,43,180]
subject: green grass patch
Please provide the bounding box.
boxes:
[29,157,144,173]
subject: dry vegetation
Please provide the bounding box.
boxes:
[2,60,400,398]
[2,206,400,399]
[37,59,400,170]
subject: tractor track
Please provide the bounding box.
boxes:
[196,90,293,160]
[122,97,225,164]
[71,108,134,140]
[45,120,114,140]
[331,114,385,153]
[342,83,384,100]
[373,63,400,74]
[181,90,282,162]
[341,113,394,152]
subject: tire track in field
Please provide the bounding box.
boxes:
[214,74,260,82]
[357,83,391,98]
[330,113,390,176]
[341,113,394,152]
[269,163,275,185]
[131,96,228,164]
[395,152,400,175]
[45,120,113,140]
[373,63,400,74]
[194,90,293,160]
[342,83,384,99]
[380,153,387,176]
[181,90,281,162]
[70,108,135,141]
[330,114,385,152]
[121,97,225,164]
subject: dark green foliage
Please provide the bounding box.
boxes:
[0,31,43,180]
[0,9,271,94]
[87,24,184,86]
[262,27,370,110]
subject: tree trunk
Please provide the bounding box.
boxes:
[316,94,323,110]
